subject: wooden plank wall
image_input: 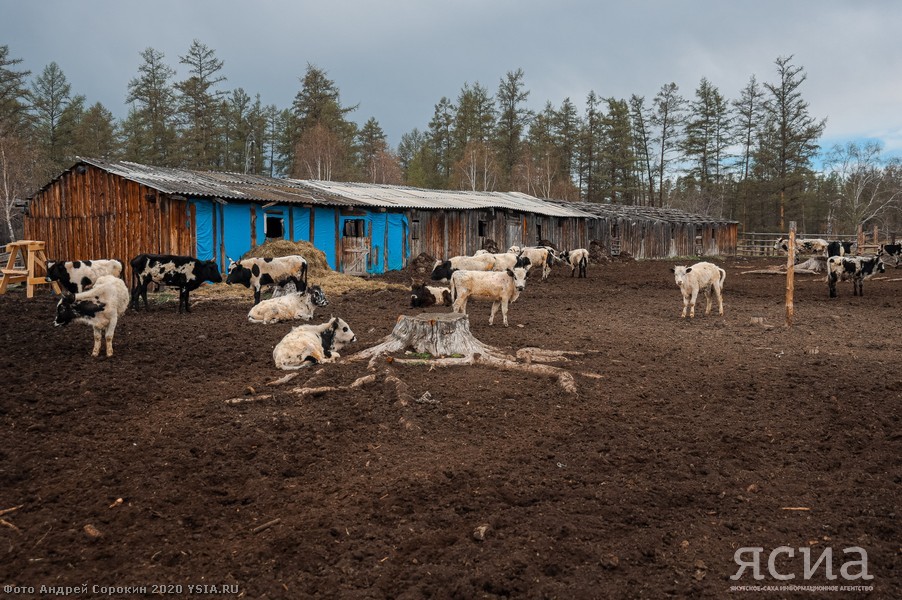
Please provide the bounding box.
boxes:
[24,165,196,282]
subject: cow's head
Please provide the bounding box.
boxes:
[45,261,67,282]
[430,260,454,281]
[226,260,251,286]
[410,283,436,308]
[308,285,328,307]
[508,245,521,254]
[321,316,357,352]
[197,260,222,284]
[506,267,528,291]
[671,265,690,287]
[54,293,105,327]
[515,255,532,270]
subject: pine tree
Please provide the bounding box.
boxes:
[493,69,531,190]
[629,95,655,206]
[650,82,686,207]
[176,40,226,169]
[427,97,455,186]
[73,102,119,160]
[579,91,604,202]
[0,45,30,136]
[758,55,826,229]
[125,47,179,165]
[600,98,637,204]
[30,62,74,174]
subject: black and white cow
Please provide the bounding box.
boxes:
[272,317,357,370]
[826,241,856,258]
[46,259,123,294]
[827,255,885,298]
[878,244,901,267]
[774,237,829,255]
[130,254,222,312]
[430,254,497,281]
[54,275,130,357]
[226,255,308,304]
[410,283,453,308]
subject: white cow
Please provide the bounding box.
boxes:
[272,317,357,370]
[53,275,130,357]
[247,285,328,324]
[450,267,528,327]
[670,262,725,318]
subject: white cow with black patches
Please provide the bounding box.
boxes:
[45,259,124,294]
[272,317,357,370]
[54,275,129,357]
[670,262,726,318]
[247,285,328,324]
[226,255,309,305]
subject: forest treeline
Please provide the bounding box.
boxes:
[1,40,900,243]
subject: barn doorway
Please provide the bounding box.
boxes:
[341,217,370,276]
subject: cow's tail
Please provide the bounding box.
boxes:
[300,261,308,292]
[450,275,458,304]
[718,267,727,287]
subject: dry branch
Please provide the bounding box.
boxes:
[0,505,23,517]
[267,373,299,386]
[224,394,273,404]
[252,518,281,534]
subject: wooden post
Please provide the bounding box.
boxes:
[785,222,796,327]
[857,224,864,251]
[872,225,879,247]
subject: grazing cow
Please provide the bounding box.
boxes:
[826,241,857,258]
[247,285,328,324]
[410,283,452,308]
[774,237,829,255]
[54,275,129,357]
[670,261,726,318]
[226,255,309,305]
[430,254,496,281]
[46,259,123,294]
[509,246,552,280]
[130,254,222,313]
[450,267,528,327]
[878,244,902,266]
[827,255,885,298]
[272,316,357,370]
[560,248,589,278]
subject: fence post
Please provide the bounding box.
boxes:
[785,222,796,327]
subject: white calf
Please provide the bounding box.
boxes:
[272,317,357,370]
[671,262,726,318]
[510,246,552,280]
[431,254,497,281]
[562,248,589,278]
[248,285,328,324]
[53,275,130,357]
[450,267,528,327]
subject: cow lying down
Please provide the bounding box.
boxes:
[410,283,452,308]
[248,285,328,324]
[273,317,357,370]
[53,275,129,357]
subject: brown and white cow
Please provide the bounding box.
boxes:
[410,283,453,308]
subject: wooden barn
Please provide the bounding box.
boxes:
[24,158,592,279]
[551,201,738,258]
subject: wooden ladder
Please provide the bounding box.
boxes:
[0,240,62,298]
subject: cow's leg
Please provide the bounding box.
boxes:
[453,296,468,314]
[489,301,500,326]
[704,285,713,315]
[105,316,118,357]
[141,282,150,310]
[253,287,262,305]
[680,291,689,318]
[500,299,510,327]
[715,284,724,315]
[828,274,838,298]
[91,327,102,357]
[689,287,700,318]
[182,288,191,312]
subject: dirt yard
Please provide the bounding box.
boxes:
[1,257,899,599]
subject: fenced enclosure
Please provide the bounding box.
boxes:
[737,229,890,256]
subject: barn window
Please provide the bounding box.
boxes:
[343,218,365,237]
[264,215,284,239]
[536,223,542,240]
[478,220,487,237]
[411,219,420,240]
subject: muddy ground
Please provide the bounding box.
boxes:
[0,257,899,599]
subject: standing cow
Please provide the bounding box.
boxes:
[670,262,726,318]
[54,275,129,357]
[46,259,123,293]
[226,255,308,304]
[827,255,885,298]
[130,254,222,313]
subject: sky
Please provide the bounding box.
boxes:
[3,0,902,160]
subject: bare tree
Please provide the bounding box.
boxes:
[455,140,498,191]
[294,123,341,180]
[0,134,34,242]
[824,141,902,232]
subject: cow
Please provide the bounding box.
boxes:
[410,283,452,308]
[826,241,856,258]
[450,267,528,327]
[45,259,123,294]
[827,255,885,298]
[130,254,222,313]
[560,248,589,278]
[878,244,902,267]
[670,261,726,319]
[774,237,829,255]
[53,275,129,357]
[247,285,328,324]
[272,316,357,370]
[509,246,552,280]
[430,254,496,281]
[226,255,309,305]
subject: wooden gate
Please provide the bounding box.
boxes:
[342,236,370,275]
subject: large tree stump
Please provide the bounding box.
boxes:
[349,313,509,361]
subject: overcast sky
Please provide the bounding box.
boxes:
[3,0,902,160]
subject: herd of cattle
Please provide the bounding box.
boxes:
[37,236,898,362]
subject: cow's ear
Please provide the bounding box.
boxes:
[506,268,514,277]
[669,267,675,273]
[331,319,340,330]
[685,267,692,273]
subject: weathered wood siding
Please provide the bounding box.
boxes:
[24,164,196,281]
[407,208,587,259]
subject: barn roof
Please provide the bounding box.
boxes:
[547,200,738,225]
[36,158,592,219]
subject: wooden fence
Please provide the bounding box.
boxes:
[737,230,887,257]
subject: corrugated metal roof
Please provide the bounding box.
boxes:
[547,200,738,225]
[41,158,591,218]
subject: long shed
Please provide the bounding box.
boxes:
[24,159,593,280]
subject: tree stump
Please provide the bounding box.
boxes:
[350,313,508,360]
